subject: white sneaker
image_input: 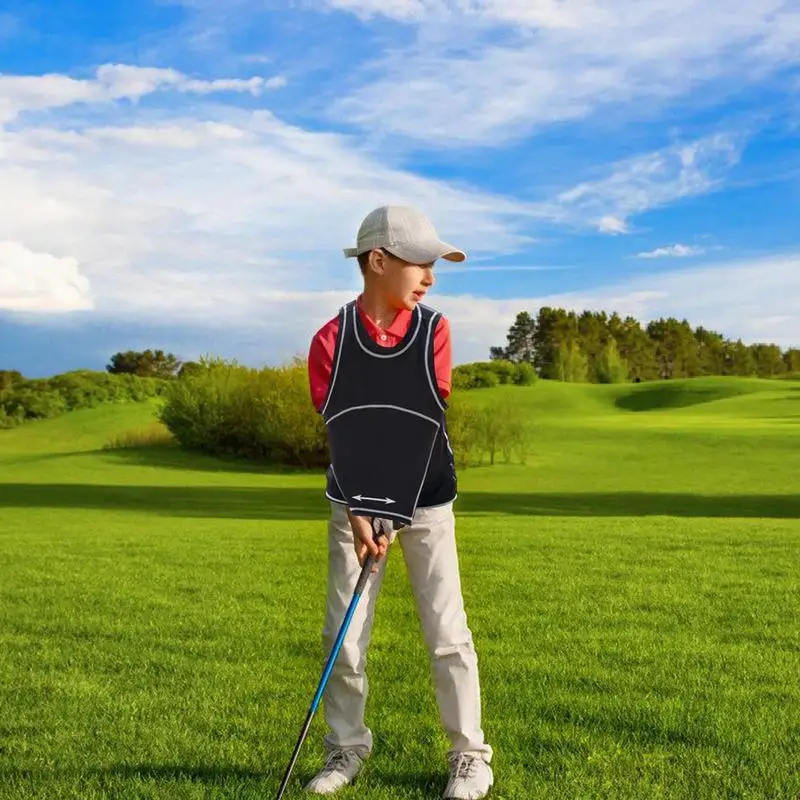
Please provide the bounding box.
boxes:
[304,748,366,794]
[442,752,493,799]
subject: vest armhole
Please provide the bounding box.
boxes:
[320,303,350,417]
[425,311,448,412]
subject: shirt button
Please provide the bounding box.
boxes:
[380,334,387,341]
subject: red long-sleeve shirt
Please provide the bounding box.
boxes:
[308,295,452,412]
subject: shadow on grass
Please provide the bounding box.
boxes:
[0,483,798,519]
[0,762,272,787]
[4,445,316,476]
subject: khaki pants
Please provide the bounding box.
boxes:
[320,500,492,763]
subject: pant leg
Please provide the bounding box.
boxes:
[321,502,392,757]
[398,503,493,762]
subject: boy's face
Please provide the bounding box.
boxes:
[366,248,436,311]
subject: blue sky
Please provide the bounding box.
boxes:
[1,0,799,376]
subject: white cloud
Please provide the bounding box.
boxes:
[322,1,799,146]
[0,241,93,313]
[180,75,286,94]
[0,69,535,329]
[637,244,705,259]
[548,133,742,233]
[598,216,628,235]
[0,64,285,123]
[2,60,797,370]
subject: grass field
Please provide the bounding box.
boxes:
[1,377,799,800]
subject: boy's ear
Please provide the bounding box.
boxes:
[367,248,387,276]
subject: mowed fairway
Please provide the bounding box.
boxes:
[1,377,799,800]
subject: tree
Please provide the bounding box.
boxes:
[0,370,25,390]
[577,310,610,381]
[107,349,182,379]
[724,339,756,376]
[783,349,800,374]
[646,318,699,378]
[490,303,795,384]
[596,338,629,383]
[178,361,205,379]
[491,311,536,364]
[749,343,786,378]
[555,340,588,382]
[608,313,658,381]
[534,307,580,379]
[694,326,726,376]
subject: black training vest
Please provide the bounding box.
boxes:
[320,300,457,526]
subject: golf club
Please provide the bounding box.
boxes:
[274,517,392,799]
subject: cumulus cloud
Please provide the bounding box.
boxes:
[0,69,536,332]
[0,241,92,313]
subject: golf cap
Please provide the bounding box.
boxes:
[343,205,466,264]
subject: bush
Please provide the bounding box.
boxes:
[445,392,533,468]
[8,388,67,420]
[158,357,534,471]
[158,356,328,468]
[513,362,537,386]
[452,360,538,390]
[0,369,166,428]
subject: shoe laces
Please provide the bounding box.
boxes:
[450,753,479,780]
[324,749,357,773]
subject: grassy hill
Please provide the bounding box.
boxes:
[1,378,798,799]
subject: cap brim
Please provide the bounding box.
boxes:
[385,240,466,264]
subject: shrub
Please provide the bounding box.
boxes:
[445,392,533,468]
[158,356,328,468]
[513,362,537,386]
[9,388,67,419]
[452,360,537,390]
[0,369,167,428]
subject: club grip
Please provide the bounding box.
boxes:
[353,523,389,594]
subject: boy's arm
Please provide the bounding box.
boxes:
[307,319,338,412]
[433,314,452,400]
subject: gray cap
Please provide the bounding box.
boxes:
[343,205,466,264]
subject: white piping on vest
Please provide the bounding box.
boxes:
[352,303,421,358]
[325,403,441,428]
[423,309,447,413]
[329,464,346,499]
[411,427,441,514]
[321,303,349,418]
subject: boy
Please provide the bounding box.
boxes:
[305,205,493,799]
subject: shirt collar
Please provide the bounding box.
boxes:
[356,294,412,338]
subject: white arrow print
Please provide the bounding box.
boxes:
[353,494,395,505]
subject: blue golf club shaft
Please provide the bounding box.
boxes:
[274,546,378,799]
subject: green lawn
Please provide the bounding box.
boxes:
[1,378,799,800]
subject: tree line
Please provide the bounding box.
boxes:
[489,308,800,383]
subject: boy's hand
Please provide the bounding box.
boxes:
[347,509,389,573]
